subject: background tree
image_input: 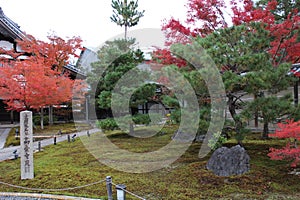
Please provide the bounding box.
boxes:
[88,38,156,121]
[110,0,145,39]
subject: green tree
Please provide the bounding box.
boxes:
[151,0,299,144]
[110,0,145,39]
[244,95,293,138]
[192,22,294,141]
[88,38,157,121]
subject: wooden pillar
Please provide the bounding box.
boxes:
[10,110,14,124]
[294,78,299,106]
[49,106,53,125]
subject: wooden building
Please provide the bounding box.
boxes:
[0,7,26,122]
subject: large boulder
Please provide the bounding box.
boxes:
[206,145,250,176]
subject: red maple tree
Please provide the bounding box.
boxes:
[0,34,86,126]
[152,0,300,68]
[268,119,300,167]
[232,0,300,65]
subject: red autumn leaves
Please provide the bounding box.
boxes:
[0,34,86,112]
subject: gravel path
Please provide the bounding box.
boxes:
[0,192,101,200]
[0,196,52,200]
[0,128,100,162]
[0,128,10,149]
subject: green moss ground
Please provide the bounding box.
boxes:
[0,125,299,199]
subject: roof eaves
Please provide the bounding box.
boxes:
[0,7,26,40]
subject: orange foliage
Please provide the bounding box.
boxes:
[0,34,86,111]
[268,119,300,167]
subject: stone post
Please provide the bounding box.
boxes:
[116,184,126,200]
[20,111,34,179]
[106,176,113,200]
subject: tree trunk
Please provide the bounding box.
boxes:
[124,25,128,40]
[294,78,299,106]
[228,94,236,120]
[129,122,134,135]
[262,118,269,139]
[228,94,243,145]
[40,107,44,130]
[254,94,258,128]
[49,105,53,125]
[124,0,128,40]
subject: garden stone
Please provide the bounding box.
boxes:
[206,145,250,176]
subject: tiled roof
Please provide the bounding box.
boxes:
[290,63,300,77]
[0,7,85,78]
[0,7,26,40]
[64,63,86,77]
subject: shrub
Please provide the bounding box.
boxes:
[208,131,228,150]
[33,115,58,126]
[132,113,151,125]
[96,118,118,131]
[33,115,49,126]
[198,119,209,135]
[170,109,181,124]
[268,119,300,167]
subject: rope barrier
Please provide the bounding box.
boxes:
[0,179,106,192]
[111,182,146,200]
[0,177,147,199]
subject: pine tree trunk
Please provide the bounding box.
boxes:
[228,93,243,145]
[125,25,128,40]
[254,94,258,128]
[124,0,128,40]
[262,119,269,139]
[129,122,134,135]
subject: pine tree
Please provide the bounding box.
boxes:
[110,0,145,39]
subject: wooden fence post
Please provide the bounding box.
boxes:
[53,136,56,145]
[38,141,41,152]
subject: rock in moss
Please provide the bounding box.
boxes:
[206,145,250,176]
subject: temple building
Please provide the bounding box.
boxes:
[0,7,26,122]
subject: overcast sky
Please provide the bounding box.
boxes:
[0,0,188,49]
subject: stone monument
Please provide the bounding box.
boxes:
[20,111,34,179]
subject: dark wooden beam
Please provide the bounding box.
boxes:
[294,78,299,106]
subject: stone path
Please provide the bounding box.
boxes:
[0,128,100,162]
[0,128,10,149]
[0,192,101,200]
